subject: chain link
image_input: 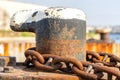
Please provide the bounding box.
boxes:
[24,47,120,80]
[86,51,120,67]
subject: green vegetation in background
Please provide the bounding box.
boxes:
[22,32,34,37]
[87,31,96,39]
[0,30,35,37]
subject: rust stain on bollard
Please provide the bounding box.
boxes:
[40,40,82,56]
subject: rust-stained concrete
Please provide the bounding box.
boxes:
[0,66,83,80]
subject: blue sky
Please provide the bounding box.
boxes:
[16,0,120,26]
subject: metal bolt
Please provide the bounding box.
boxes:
[3,66,14,73]
[45,57,53,66]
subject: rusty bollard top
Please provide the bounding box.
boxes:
[10,7,86,61]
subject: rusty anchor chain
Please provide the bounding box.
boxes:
[86,51,120,67]
[24,47,120,80]
[24,50,63,71]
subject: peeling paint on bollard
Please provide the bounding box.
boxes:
[10,7,86,61]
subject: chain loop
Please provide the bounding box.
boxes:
[72,61,104,80]
[24,50,45,64]
[86,51,100,61]
[53,56,83,70]
[86,51,120,67]
[32,60,62,71]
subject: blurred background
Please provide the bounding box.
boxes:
[0,0,120,62]
[0,0,120,40]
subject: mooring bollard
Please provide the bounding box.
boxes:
[96,29,111,41]
[10,7,86,61]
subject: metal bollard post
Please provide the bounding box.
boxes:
[96,29,111,41]
[10,7,86,61]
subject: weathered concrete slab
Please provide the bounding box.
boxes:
[0,66,83,80]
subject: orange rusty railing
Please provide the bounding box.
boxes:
[86,41,118,56]
[86,41,115,53]
[0,37,35,62]
[0,38,120,62]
